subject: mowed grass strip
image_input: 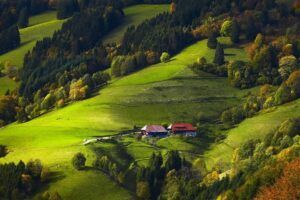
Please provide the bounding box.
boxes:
[102,4,170,44]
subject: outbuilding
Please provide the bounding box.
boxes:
[141,125,168,137]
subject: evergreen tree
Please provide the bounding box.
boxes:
[245,17,257,41]
[230,19,240,44]
[165,150,182,172]
[18,7,29,28]
[207,32,218,49]
[57,0,79,19]
[214,43,225,65]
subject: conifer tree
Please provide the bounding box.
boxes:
[18,7,29,28]
[214,43,225,65]
[207,32,218,49]
[230,19,240,44]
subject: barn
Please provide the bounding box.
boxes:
[168,123,197,137]
[141,125,168,137]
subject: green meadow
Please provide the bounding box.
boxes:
[0,11,65,68]
[204,99,300,169]
[102,4,170,44]
[0,11,65,95]
[0,37,254,198]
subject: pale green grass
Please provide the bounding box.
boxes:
[102,4,169,44]
[0,38,249,199]
[44,169,131,200]
[204,99,300,170]
[29,11,58,26]
[0,76,17,94]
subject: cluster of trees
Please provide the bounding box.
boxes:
[0,159,50,199]
[0,25,20,54]
[111,51,148,77]
[20,2,123,98]
[93,155,126,185]
[16,69,110,123]
[0,0,49,32]
[136,151,184,199]
[221,69,300,125]
[158,118,300,200]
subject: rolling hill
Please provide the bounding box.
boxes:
[0,37,251,199]
[0,4,169,96]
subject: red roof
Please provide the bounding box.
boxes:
[171,123,196,132]
[141,125,167,133]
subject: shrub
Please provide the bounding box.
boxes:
[274,82,293,105]
[286,70,300,97]
[136,181,151,199]
[0,145,7,157]
[72,152,86,170]
[26,159,43,180]
[278,55,298,80]
[160,52,171,63]
[220,20,233,37]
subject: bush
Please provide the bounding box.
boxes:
[136,181,151,199]
[286,70,300,97]
[274,83,293,105]
[72,153,86,170]
[0,145,7,157]
[220,20,233,37]
[160,52,171,63]
[278,55,298,80]
[26,159,43,179]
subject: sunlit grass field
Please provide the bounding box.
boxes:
[0,36,252,199]
[203,99,300,169]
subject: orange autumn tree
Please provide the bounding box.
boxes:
[255,157,300,200]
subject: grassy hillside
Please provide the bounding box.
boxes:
[0,37,249,199]
[204,99,300,169]
[102,4,170,44]
[0,11,65,95]
[0,11,65,68]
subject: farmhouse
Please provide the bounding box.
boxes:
[141,125,168,137]
[168,123,197,137]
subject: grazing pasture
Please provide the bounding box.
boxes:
[0,37,252,199]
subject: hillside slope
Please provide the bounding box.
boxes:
[0,11,65,95]
[102,4,169,44]
[0,37,249,199]
[204,99,300,169]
